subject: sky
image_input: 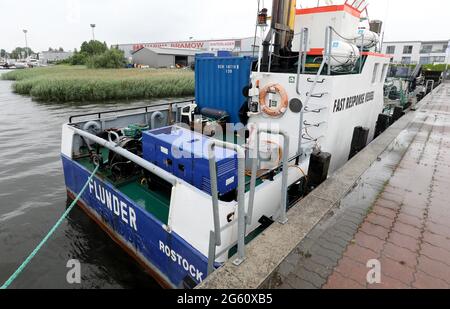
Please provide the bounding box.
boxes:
[1,0,449,52]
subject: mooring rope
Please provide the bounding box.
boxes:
[0,164,100,289]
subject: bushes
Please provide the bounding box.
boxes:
[2,66,195,102]
[86,49,126,69]
[62,40,126,68]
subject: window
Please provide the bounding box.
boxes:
[437,44,448,53]
[420,44,432,53]
[380,64,388,83]
[386,46,395,54]
[420,56,431,65]
[403,46,413,54]
[372,63,380,84]
[431,56,446,63]
[401,57,411,64]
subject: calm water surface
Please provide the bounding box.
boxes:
[0,70,177,289]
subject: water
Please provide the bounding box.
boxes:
[0,71,171,289]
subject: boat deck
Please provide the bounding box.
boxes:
[75,145,266,225]
[77,149,171,224]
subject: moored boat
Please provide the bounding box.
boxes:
[61,0,392,288]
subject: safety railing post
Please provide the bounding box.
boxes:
[208,141,246,266]
[207,230,217,275]
[250,126,290,225]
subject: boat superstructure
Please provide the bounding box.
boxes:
[61,0,392,288]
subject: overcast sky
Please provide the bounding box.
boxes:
[1,0,449,52]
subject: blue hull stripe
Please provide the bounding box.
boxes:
[61,154,209,288]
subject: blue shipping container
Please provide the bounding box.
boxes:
[195,53,215,58]
[217,50,233,57]
[195,56,253,124]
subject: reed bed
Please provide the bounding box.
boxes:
[2,65,195,102]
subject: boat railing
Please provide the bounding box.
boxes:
[206,125,291,275]
[67,125,179,185]
[206,140,247,272]
[68,99,195,124]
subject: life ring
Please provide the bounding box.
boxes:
[259,83,289,117]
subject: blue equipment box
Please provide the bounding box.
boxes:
[142,126,238,196]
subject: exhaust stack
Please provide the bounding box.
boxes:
[261,0,297,71]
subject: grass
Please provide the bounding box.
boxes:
[1,65,195,102]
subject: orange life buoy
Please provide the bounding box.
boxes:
[259,83,289,117]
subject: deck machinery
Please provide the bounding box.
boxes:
[61,0,391,288]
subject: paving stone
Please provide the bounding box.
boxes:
[277,260,296,277]
[323,271,365,289]
[417,255,450,284]
[354,232,386,253]
[284,273,317,289]
[325,227,355,242]
[316,236,347,255]
[399,206,426,219]
[387,231,421,253]
[420,242,450,266]
[320,231,352,248]
[372,204,398,220]
[397,213,424,228]
[379,256,415,285]
[343,243,379,265]
[359,221,390,240]
[424,221,450,237]
[333,257,369,284]
[299,258,333,280]
[412,271,449,289]
[422,231,450,252]
[367,274,410,289]
[382,242,418,269]
[310,243,341,263]
[294,265,327,288]
[366,213,394,229]
[392,221,422,240]
[307,252,338,269]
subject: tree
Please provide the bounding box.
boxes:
[10,47,34,59]
[80,40,108,56]
[48,47,54,52]
[0,49,6,58]
[58,47,64,52]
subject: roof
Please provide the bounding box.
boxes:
[132,47,199,56]
[384,40,450,44]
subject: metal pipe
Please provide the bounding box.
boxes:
[69,126,177,185]
[296,28,305,96]
[249,125,290,224]
[207,230,216,275]
[150,111,164,129]
[207,140,246,258]
[302,28,309,74]
[326,26,332,76]
[246,126,259,226]
[208,143,221,247]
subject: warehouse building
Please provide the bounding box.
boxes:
[131,47,198,68]
[381,40,450,65]
[117,37,260,59]
[38,51,73,64]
